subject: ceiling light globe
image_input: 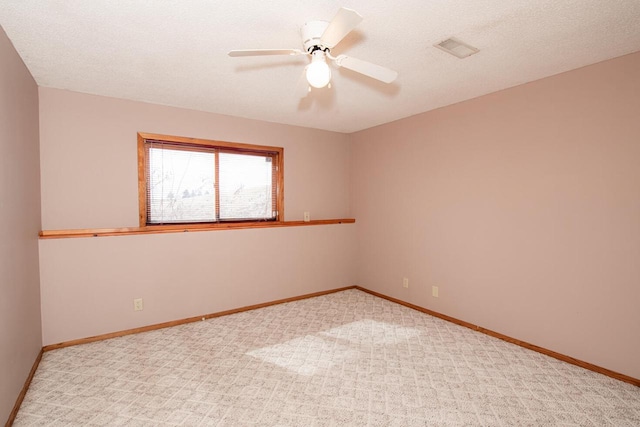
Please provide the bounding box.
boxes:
[306,54,332,88]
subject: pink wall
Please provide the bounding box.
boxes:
[0,28,42,423]
[38,89,355,345]
[351,52,640,379]
[39,226,355,344]
[39,88,351,229]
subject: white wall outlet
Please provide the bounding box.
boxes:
[133,298,144,311]
[303,211,310,222]
[432,286,439,298]
[402,277,409,288]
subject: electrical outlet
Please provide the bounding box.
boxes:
[303,211,310,222]
[403,277,409,288]
[432,286,439,298]
[133,298,143,311]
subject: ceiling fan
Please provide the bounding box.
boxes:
[228,8,398,90]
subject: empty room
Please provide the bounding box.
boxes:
[1,1,639,426]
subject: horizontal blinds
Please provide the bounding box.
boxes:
[147,141,216,224]
[145,140,277,224]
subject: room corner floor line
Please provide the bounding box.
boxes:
[5,348,43,427]
[42,286,357,352]
[354,286,640,388]
[14,288,640,425]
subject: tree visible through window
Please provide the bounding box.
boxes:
[138,133,283,226]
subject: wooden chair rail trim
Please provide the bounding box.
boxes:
[354,286,640,388]
[42,286,357,352]
[5,348,43,426]
[39,218,355,239]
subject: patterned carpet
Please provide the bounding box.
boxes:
[14,289,640,426]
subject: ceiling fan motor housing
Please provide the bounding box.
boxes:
[301,21,330,53]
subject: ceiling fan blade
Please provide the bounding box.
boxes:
[228,49,305,57]
[320,7,363,49]
[334,55,398,83]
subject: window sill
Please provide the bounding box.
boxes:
[39,218,355,239]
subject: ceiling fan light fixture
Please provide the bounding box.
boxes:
[228,8,398,91]
[306,50,332,88]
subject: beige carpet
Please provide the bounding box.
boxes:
[14,289,640,426]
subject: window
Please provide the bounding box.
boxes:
[138,133,283,226]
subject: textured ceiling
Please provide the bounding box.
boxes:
[1,1,640,133]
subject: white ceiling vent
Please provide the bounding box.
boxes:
[435,37,479,58]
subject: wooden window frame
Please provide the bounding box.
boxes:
[137,132,284,227]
